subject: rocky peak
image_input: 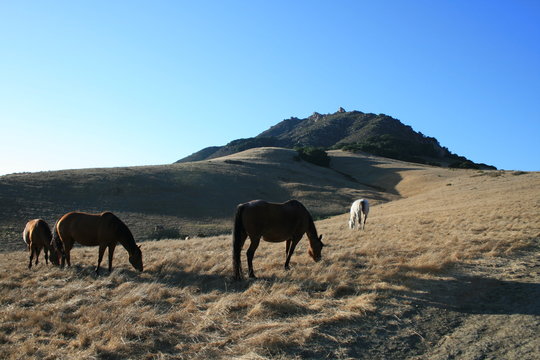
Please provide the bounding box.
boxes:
[309,112,323,121]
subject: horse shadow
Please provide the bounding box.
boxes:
[56,260,328,296]
[392,272,540,316]
[124,265,264,293]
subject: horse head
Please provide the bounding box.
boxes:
[49,237,65,266]
[49,246,60,266]
[129,245,143,272]
[308,234,324,262]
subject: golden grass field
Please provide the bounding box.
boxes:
[1,149,539,359]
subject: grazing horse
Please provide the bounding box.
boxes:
[53,211,143,274]
[23,219,58,268]
[232,199,324,280]
[349,199,370,230]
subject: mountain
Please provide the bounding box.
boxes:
[176,109,495,169]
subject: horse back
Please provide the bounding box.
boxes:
[242,200,310,241]
[57,212,109,246]
[57,211,132,247]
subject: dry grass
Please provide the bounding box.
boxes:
[0,150,539,359]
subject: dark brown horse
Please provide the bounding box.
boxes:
[53,211,143,274]
[23,219,58,268]
[232,199,324,280]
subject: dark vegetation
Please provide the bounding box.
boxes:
[333,134,440,165]
[295,147,331,167]
[177,109,496,169]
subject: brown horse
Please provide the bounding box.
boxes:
[53,211,143,274]
[232,199,324,280]
[23,219,58,269]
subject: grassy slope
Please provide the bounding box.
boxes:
[0,149,539,359]
[0,148,394,252]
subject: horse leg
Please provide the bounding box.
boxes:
[107,244,116,273]
[35,247,41,266]
[65,248,72,267]
[95,245,107,275]
[285,239,291,261]
[284,237,301,270]
[44,247,49,265]
[362,213,368,230]
[246,237,261,279]
[28,246,35,269]
[60,237,74,268]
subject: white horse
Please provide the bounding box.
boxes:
[349,199,369,230]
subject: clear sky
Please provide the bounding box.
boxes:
[1,1,539,175]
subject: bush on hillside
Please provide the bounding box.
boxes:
[449,160,480,169]
[295,147,331,167]
[337,135,440,164]
[226,137,278,153]
[152,226,182,240]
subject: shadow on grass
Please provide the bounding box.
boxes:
[393,272,540,316]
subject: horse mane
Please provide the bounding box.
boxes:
[104,212,138,255]
[307,212,318,238]
[285,200,320,243]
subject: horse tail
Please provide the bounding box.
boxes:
[232,204,246,280]
[22,226,30,249]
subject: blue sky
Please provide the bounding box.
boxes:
[1,1,539,175]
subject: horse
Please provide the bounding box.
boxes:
[232,199,324,280]
[349,199,370,230]
[22,219,58,268]
[52,211,143,274]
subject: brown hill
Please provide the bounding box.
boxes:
[0,148,404,252]
[0,149,538,359]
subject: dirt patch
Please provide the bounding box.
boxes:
[339,246,540,359]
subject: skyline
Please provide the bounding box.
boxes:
[1,1,539,175]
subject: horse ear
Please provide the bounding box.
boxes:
[319,235,324,246]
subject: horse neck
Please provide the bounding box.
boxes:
[117,231,137,255]
[306,215,320,247]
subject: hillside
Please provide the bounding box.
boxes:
[177,110,493,169]
[0,153,538,359]
[0,148,405,252]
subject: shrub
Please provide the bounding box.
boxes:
[152,226,182,240]
[449,160,480,170]
[337,135,440,162]
[295,147,331,167]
